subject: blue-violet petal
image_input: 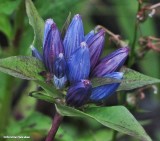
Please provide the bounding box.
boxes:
[91,47,129,77]
[43,19,54,47]
[90,72,123,101]
[87,29,105,70]
[43,23,64,73]
[31,45,43,61]
[85,30,95,42]
[67,42,90,83]
[63,14,84,59]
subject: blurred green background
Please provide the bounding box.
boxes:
[0,0,160,141]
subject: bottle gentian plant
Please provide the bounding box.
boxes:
[0,0,160,140]
[31,14,129,107]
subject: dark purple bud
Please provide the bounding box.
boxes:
[31,45,43,61]
[85,30,95,42]
[63,14,84,59]
[66,79,92,107]
[90,72,123,101]
[43,22,64,73]
[87,29,105,70]
[91,47,129,77]
[53,53,67,78]
[67,42,90,83]
[43,19,54,47]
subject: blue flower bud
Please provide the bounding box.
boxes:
[30,45,43,61]
[53,75,67,89]
[43,22,64,73]
[90,72,123,101]
[53,53,66,78]
[85,30,95,42]
[91,47,129,77]
[66,79,92,107]
[53,53,67,89]
[87,29,105,70]
[67,42,90,83]
[63,14,84,59]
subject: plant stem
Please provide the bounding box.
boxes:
[112,130,118,141]
[45,111,63,141]
[96,25,127,47]
[128,21,139,67]
[128,2,142,67]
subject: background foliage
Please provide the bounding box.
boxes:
[0,0,160,141]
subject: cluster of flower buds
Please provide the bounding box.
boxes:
[31,14,129,107]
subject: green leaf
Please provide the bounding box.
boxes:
[61,12,71,39]
[77,129,113,141]
[34,0,79,27]
[0,56,45,80]
[56,104,152,141]
[84,107,151,141]
[0,55,63,99]
[56,124,77,141]
[56,104,89,118]
[0,0,21,15]
[25,0,44,51]
[91,77,121,88]
[6,112,52,136]
[118,68,160,91]
[91,68,160,90]
[35,80,62,98]
[0,14,12,39]
[29,90,58,102]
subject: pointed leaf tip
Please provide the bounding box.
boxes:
[26,0,44,51]
[56,104,152,141]
[118,68,160,91]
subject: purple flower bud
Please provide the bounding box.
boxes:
[85,30,95,42]
[67,42,90,83]
[43,19,54,47]
[87,29,105,70]
[63,14,84,59]
[43,23,64,73]
[91,47,129,77]
[30,45,43,61]
[66,79,92,107]
[90,72,123,101]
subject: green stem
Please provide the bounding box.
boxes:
[128,2,142,67]
[29,91,56,104]
[112,130,118,141]
[128,22,138,67]
[118,92,125,105]
[0,76,14,132]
